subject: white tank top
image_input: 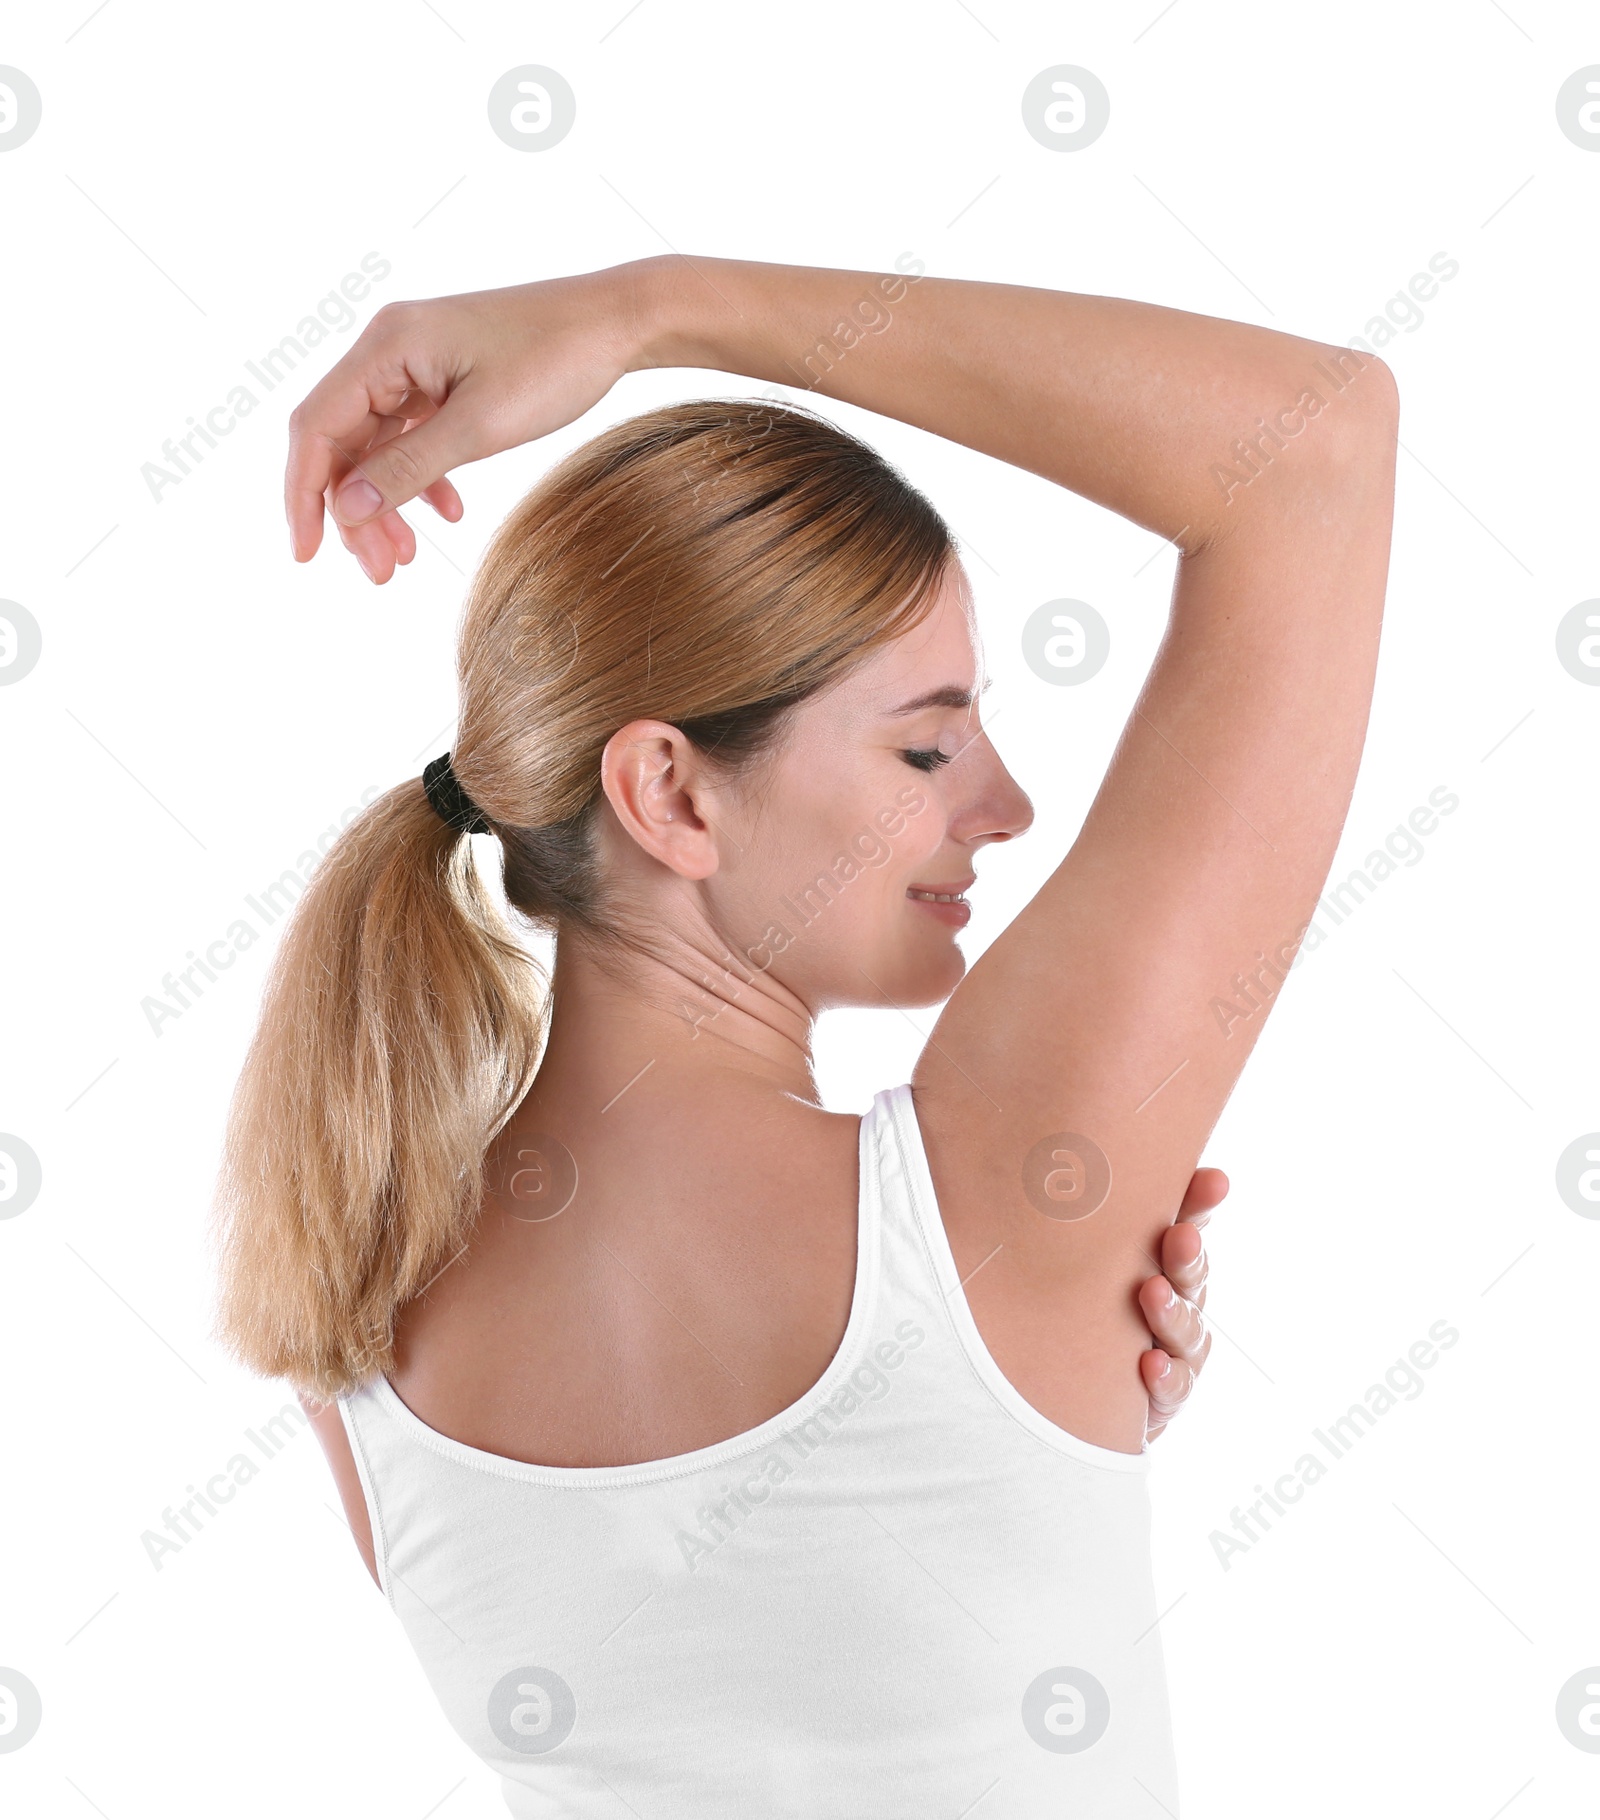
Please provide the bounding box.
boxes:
[338,1084,1179,1816]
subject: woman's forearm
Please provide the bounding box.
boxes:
[625,252,1389,552]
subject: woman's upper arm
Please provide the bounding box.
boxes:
[300,1391,382,1590]
[911,366,1399,1444]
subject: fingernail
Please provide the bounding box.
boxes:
[336,478,382,523]
[1157,1355,1172,1379]
[1163,1281,1177,1309]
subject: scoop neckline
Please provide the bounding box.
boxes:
[358,1102,882,1489]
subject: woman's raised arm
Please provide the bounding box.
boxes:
[627,255,1397,1453]
[628,254,1391,553]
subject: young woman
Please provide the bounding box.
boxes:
[214,256,1396,1814]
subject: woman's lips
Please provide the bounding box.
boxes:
[907,878,974,927]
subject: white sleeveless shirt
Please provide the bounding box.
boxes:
[337,1084,1179,1816]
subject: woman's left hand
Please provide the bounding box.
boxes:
[1138,1166,1225,1442]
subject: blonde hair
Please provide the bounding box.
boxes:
[210,398,953,1399]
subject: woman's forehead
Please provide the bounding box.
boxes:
[860,573,981,701]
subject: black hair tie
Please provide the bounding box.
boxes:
[422,751,491,836]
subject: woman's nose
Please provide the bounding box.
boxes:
[960,743,1034,844]
[1016,779,1036,838]
[993,770,1035,841]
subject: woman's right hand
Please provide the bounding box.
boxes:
[284,264,648,583]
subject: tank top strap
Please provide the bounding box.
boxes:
[867,1081,1154,1472]
[861,1082,960,1323]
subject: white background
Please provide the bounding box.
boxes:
[2,2,1596,1815]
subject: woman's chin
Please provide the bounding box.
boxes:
[874,942,968,1011]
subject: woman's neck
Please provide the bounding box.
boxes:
[527,929,826,1120]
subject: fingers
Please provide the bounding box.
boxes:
[381,509,419,569]
[287,377,422,562]
[1175,1164,1228,1228]
[1166,1161,1223,1306]
[335,525,395,586]
[1138,1272,1210,1373]
[1138,1278,1210,1445]
[1141,1347,1195,1440]
[324,393,480,534]
[332,507,416,586]
[1139,1162,1225,1440]
[305,413,464,583]
[420,476,465,523]
[1160,1218,1208,1311]
[285,312,470,561]
[337,489,458,584]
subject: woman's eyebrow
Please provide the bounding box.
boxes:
[886,678,992,717]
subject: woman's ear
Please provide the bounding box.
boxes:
[599,720,721,880]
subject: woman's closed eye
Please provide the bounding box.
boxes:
[901,746,953,772]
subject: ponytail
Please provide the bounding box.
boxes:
[210,781,545,1399]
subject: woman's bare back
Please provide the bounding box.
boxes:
[388,1079,864,1470]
